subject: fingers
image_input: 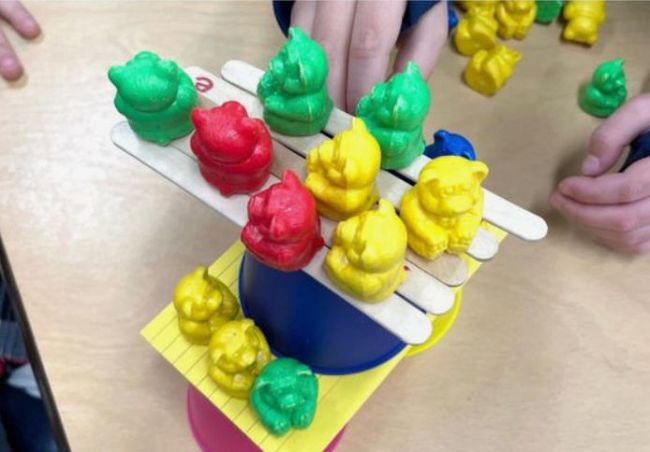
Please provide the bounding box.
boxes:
[558,158,650,205]
[0,1,41,39]
[290,1,316,35]
[0,26,22,80]
[393,1,447,79]
[310,1,356,109]
[591,224,650,249]
[346,0,407,113]
[582,94,650,176]
[550,190,650,233]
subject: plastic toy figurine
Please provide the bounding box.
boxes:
[325,200,407,302]
[173,267,240,345]
[621,131,650,172]
[190,101,272,197]
[458,0,497,14]
[495,0,537,40]
[241,170,324,272]
[579,59,626,118]
[257,27,333,136]
[208,319,272,399]
[464,45,522,96]
[305,118,380,221]
[424,130,476,161]
[448,4,459,32]
[535,0,563,23]
[108,51,197,145]
[400,156,489,260]
[356,61,430,170]
[563,0,605,45]
[453,9,499,56]
[250,358,318,436]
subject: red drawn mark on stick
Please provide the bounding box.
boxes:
[195,76,214,93]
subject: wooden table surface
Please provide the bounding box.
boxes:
[1,2,650,451]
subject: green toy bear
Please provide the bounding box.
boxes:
[535,0,563,24]
[356,61,431,170]
[257,27,333,136]
[579,58,627,118]
[108,51,197,145]
[250,358,318,436]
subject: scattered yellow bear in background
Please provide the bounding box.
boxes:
[208,319,271,399]
[325,199,407,303]
[563,0,606,46]
[496,0,537,40]
[454,10,499,56]
[173,266,239,344]
[400,156,489,260]
[305,118,380,221]
[464,45,522,96]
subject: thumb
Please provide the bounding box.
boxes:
[582,94,650,176]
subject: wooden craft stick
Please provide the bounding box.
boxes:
[112,121,434,345]
[219,60,548,242]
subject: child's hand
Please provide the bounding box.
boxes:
[0,1,41,81]
[291,0,448,112]
[551,95,650,254]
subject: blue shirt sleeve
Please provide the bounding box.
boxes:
[272,1,440,37]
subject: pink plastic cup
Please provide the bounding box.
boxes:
[186,385,346,451]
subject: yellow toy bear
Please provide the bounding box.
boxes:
[464,45,522,96]
[496,0,537,40]
[208,319,272,399]
[173,266,239,345]
[400,156,489,260]
[459,0,497,14]
[563,0,606,46]
[325,199,407,302]
[305,118,380,220]
[454,9,499,56]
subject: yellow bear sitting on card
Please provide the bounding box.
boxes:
[464,45,522,96]
[400,156,489,260]
[496,0,536,40]
[305,118,380,221]
[208,319,271,399]
[563,0,606,46]
[454,9,499,56]
[325,199,407,302]
[173,266,239,344]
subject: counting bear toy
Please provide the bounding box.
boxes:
[257,27,333,136]
[190,101,272,197]
[579,59,627,118]
[241,170,324,272]
[496,0,537,40]
[464,45,522,96]
[208,319,272,399]
[563,0,606,45]
[424,130,476,161]
[401,156,489,260]
[535,0,563,24]
[356,61,430,170]
[251,358,319,436]
[173,267,240,345]
[325,200,408,302]
[108,51,197,145]
[305,118,380,221]
[454,9,499,56]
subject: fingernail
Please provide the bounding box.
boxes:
[581,155,600,176]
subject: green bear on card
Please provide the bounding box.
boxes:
[579,59,627,118]
[257,27,333,136]
[250,358,318,436]
[108,51,197,145]
[356,61,431,170]
[535,0,563,24]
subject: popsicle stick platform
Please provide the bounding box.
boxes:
[188,65,499,266]
[219,60,548,242]
[112,121,433,345]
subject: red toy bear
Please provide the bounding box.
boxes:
[190,101,272,197]
[241,170,324,272]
